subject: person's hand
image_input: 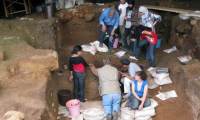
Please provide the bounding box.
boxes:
[138,104,143,110]
[102,25,106,32]
[69,75,73,81]
[111,30,115,36]
[89,63,95,67]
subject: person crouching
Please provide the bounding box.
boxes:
[128,71,151,110]
[89,58,121,120]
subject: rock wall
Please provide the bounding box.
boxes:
[0,18,57,49]
[170,16,200,59]
[0,38,59,120]
[170,16,200,120]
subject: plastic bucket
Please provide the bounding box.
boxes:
[57,89,72,106]
[66,99,80,117]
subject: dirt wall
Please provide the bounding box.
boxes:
[0,18,57,49]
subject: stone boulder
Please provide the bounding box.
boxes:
[84,13,95,22]
[1,111,24,120]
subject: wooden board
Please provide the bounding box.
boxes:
[144,5,200,18]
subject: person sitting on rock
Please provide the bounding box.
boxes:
[68,45,88,102]
[128,71,151,110]
[98,5,119,48]
[89,58,121,120]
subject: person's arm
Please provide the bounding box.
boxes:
[152,13,161,24]
[139,85,148,110]
[131,83,142,100]
[89,64,98,76]
[81,57,89,67]
[99,9,107,26]
[114,13,119,29]
[68,58,73,81]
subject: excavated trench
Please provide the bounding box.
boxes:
[0,2,200,120]
[51,4,200,120]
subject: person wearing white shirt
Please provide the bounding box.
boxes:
[120,59,142,97]
[118,0,128,47]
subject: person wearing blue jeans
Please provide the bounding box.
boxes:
[68,45,88,102]
[102,94,121,116]
[73,72,86,102]
[146,44,156,67]
[98,5,119,48]
[128,71,151,110]
[89,58,121,120]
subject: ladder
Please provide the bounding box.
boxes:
[3,0,31,17]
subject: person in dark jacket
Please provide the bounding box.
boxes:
[68,45,88,102]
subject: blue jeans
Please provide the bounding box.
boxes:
[128,95,151,110]
[73,72,86,102]
[102,93,121,115]
[98,25,114,48]
[146,44,156,67]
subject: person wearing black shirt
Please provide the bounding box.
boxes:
[68,45,88,102]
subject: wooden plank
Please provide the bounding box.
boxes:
[3,0,9,17]
[144,5,200,18]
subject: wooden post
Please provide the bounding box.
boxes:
[3,0,8,17]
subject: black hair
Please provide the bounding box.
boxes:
[127,0,135,5]
[121,58,130,65]
[72,45,82,54]
[136,71,147,80]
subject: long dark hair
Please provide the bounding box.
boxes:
[136,71,147,80]
[72,45,82,54]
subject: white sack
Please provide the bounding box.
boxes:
[115,50,126,58]
[163,46,177,53]
[83,108,105,120]
[156,90,178,101]
[135,116,152,120]
[90,41,108,53]
[135,109,155,118]
[81,44,97,55]
[154,73,172,85]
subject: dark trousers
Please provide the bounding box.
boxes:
[146,44,156,67]
[128,95,151,110]
[98,25,114,48]
[124,28,132,49]
[73,72,86,102]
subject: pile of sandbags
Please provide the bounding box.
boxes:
[81,41,108,55]
[120,99,158,120]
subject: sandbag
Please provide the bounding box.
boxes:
[83,108,105,120]
[135,116,152,120]
[81,44,97,55]
[90,41,108,53]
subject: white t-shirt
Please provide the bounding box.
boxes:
[118,2,128,26]
[128,62,142,77]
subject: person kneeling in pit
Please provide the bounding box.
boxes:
[89,58,121,120]
[128,71,151,110]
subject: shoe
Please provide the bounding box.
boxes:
[112,112,118,120]
[106,114,112,120]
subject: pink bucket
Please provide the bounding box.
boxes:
[66,99,80,117]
